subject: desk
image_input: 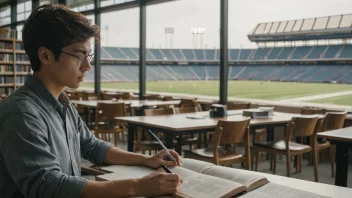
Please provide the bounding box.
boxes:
[92,163,352,198]
[116,110,314,154]
[318,127,352,187]
[71,100,180,108]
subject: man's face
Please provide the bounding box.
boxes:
[47,39,92,89]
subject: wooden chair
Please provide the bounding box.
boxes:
[144,95,162,101]
[253,116,319,182]
[227,102,251,110]
[101,92,121,100]
[176,107,199,114]
[144,108,174,116]
[94,102,127,145]
[133,108,176,154]
[301,107,324,115]
[121,92,134,100]
[315,111,347,177]
[184,119,252,169]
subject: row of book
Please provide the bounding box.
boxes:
[0,76,14,84]
[16,54,30,62]
[0,42,13,50]
[16,76,25,84]
[0,54,14,62]
[15,43,24,51]
[16,65,31,72]
[0,87,14,95]
[0,65,13,72]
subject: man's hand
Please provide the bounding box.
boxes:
[144,149,182,169]
[135,172,183,197]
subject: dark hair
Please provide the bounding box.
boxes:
[22,4,100,72]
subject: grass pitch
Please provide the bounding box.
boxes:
[80,80,352,106]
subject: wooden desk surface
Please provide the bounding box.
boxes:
[243,169,352,197]
[318,127,352,143]
[71,100,180,108]
[116,110,321,131]
[95,164,352,198]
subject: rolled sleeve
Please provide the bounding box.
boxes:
[77,111,113,164]
[0,113,87,198]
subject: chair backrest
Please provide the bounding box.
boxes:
[288,116,318,137]
[180,98,197,108]
[301,107,324,115]
[144,108,174,116]
[69,95,81,101]
[95,103,126,124]
[213,119,251,146]
[321,112,347,131]
[121,93,133,100]
[144,95,162,101]
[101,92,121,100]
[227,102,251,110]
[177,107,198,114]
[164,96,176,101]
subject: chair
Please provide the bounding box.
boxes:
[315,111,347,177]
[253,116,319,182]
[227,102,251,110]
[133,108,176,154]
[121,92,134,100]
[177,107,199,114]
[301,107,324,115]
[94,102,127,145]
[144,108,174,116]
[184,119,252,169]
[144,95,162,101]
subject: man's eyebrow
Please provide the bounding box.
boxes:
[72,49,92,54]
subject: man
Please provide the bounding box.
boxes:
[0,4,182,198]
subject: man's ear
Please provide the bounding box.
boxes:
[38,46,52,65]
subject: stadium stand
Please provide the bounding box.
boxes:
[92,14,352,84]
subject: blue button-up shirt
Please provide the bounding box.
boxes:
[0,75,113,198]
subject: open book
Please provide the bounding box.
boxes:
[97,158,268,198]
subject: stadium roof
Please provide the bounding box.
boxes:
[248,13,352,42]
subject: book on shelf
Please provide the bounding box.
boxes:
[97,158,269,198]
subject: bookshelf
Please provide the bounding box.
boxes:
[0,36,31,96]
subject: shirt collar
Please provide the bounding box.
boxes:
[24,74,69,112]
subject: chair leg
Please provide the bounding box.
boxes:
[114,133,118,146]
[313,147,319,182]
[255,150,259,171]
[286,154,291,177]
[296,154,299,174]
[330,146,335,177]
[273,153,277,175]
[270,153,273,171]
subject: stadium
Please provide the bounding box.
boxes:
[82,13,352,107]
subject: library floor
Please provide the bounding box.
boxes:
[82,140,352,188]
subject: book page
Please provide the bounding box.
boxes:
[100,165,154,178]
[182,158,268,191]
[169,166,246,198]
[100,164,246,198]
[239,183,330,198]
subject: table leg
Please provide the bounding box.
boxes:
[335,142,349,187]
[127,125,135,152]
[165,133,178,154]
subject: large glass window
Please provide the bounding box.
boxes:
[0,6,11,26]
[17,0,31,21]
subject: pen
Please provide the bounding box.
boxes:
[148,130,176,162]
[161,165,173,173]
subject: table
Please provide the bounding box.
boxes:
[116,110,313,154]
[90,163,352,198]
[71,100,180,108]
[318,126,352,187]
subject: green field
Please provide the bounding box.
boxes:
[81,81,352,106]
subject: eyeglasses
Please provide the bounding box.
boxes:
[61,51,94,66]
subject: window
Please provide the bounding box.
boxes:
[17,0,32,21]
[67,0,94,11]
[0,6,11,26]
